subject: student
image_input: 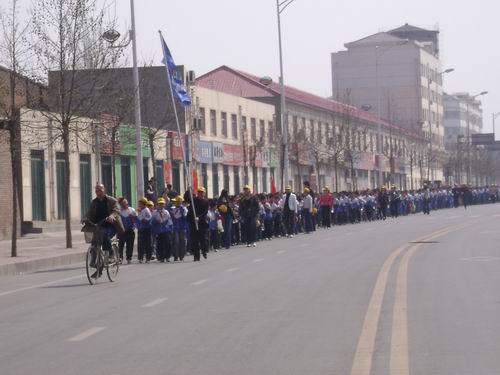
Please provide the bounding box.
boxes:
[137,198,153,263]
[170,195,188,261]
[118,197,137,264]
[152,198,172,262]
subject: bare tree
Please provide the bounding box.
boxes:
[31,0,122,248]
[0,0,32,256]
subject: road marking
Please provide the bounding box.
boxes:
[252,258,264,263]
[68,327,106,342]
[0,274,84,298]
[351,224,468,375]
[191,279,208,286]
[276,250,287,255]
[142,298,168,308]
[350,244,409,375]
[459,256,500,262]
[225,267,240,273]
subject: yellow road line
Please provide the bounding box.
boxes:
[350,224,466,375]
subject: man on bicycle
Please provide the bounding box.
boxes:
[84,184,124,274]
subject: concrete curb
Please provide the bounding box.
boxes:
[0,251,87,277]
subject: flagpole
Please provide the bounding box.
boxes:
[158,30,198,231]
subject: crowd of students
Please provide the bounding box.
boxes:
[112,182,499,264]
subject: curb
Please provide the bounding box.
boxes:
[0,251,87,278]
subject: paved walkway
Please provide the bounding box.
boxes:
[0,230,87,277]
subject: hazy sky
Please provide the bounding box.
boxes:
[12,0,500,135]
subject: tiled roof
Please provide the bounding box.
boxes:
[389,23,437,34]
[196,65,405,133]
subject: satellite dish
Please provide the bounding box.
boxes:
[259,76,273,86]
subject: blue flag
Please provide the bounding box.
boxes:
[160,33,191,107]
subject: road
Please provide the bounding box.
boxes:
[1,204,499,375]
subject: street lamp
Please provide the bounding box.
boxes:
[102,0,144,202]
[466,91,488,185]
[427,68,454,183]
[374,39,408,188]
[276,0,296,191]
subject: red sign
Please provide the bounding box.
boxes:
[223,144,244,166]
[168,132,185,161]
[163,161,171,185]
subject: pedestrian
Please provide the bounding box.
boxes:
[319,187,333,228]
[302,188,313,233]
[118,197,137,264]
[280,186,297,238]
[185,187,209,261]
[239,185,259,247]
[170,195,188,261]
[152,197,172,262]
[217,189,233,249]
[377,187,388,220]
[137,197,153,263]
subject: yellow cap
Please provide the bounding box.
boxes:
[197,186,206,193]
[157,198,165,204]
[139,197,148,205]
[146,200,154,207]
[285,186,292,191]
[323,186,330,192]
[303,188,310,193]
[243,185,251,190]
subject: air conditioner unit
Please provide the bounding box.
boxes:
[187,70,196,84]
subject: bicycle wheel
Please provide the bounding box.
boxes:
[86,245,100,285]
[106,243,120,282]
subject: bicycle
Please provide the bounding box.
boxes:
[82,219,120,285]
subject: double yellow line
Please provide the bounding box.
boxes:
[350,223,469,375]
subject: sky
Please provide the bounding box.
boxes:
[11,0,500,136]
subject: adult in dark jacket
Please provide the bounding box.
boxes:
[377,187,389,220]
[239,185,259,247]
[217,189,233,249]
[185,187,209,261]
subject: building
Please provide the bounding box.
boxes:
[196,65,427,191]
[331,24,446,182]
[443,92,484,149]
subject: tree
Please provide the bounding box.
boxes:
[31,0,122,248]
[0,0,32,256]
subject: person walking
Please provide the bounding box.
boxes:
[137,198,153,263]
[217,189,233,249]
[152,198,173,262]
[319,187,333,228]
[302,188,313,233]
[239,185,259,247]
[118,197,136,264]
[280,186,298,238]
[185,187,209,261]
[170,195,188,261]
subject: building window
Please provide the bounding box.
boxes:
[318,121,322,143]
[199,107,206,133]
[231,114,238,139]
[233,166,240,194]
[221,112,227,137]
[210,110,217,136]
[223,165,230,192]
[251,118,257,141]
[242,116,247,132]
[202,164,208,191]
[268,121,274,143]
[259,120,265,143]
[293,116,298,139]
[310,120,315,142]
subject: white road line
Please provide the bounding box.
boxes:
[276,250,287,255]
[142,298,168,308]
[252,258,264,263]
[68,327,106,342]
[191,279,208,286]
[0,274,84,298]
[225,267,240,273]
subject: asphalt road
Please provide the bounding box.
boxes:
[1,204,499,375]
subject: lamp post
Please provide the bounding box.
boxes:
[103,0,144,202]
[374,39,408,188]
[276,0,296,191]
[427,68,454,183]
[466,91,488,185]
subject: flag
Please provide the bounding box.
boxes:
[159,33,191,107]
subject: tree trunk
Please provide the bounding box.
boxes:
[111,128,117,197]
[9,118,18,257]
[63,128,72,248]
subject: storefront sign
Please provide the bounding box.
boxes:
[169,132,185,161]
[197,140,213,164]
[223,144,244,166]
[212,142,224,163]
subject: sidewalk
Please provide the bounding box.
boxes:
[0,230,88,277]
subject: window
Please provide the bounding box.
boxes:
[268,121,274,143]
[233,166,240,194]
[210,110,217,135]
[310,120,315,142]
[293,116,298,139]
[199,107,206,133]
[223,165,230,192]
[370,133,374,153]
[202,164,208,192]
[231,114,238,139]
[221,112,227,137]
[251,118,257,141]
[260,120,265,143]
[318,121,322,143]
[242,116,247,132]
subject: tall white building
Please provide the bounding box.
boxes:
[331,24,447,181]
[443,92,484,149]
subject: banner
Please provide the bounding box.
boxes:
[197,140,213,164]
[163,161,171,184]
[223,144,244,166]
[212,142,224,163]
